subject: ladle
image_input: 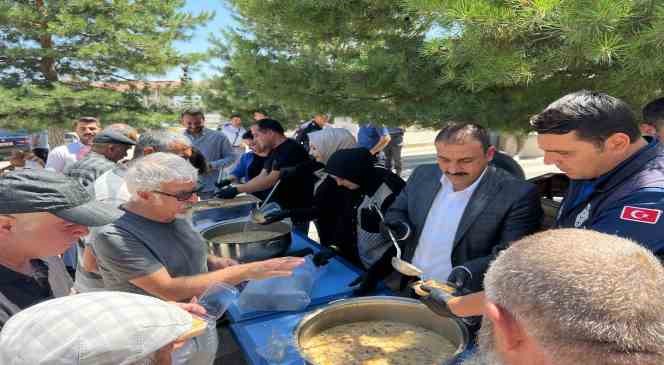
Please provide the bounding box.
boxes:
[372,205,423,277]
[249,180,282,224]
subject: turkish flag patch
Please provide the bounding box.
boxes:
[620,206,662,224]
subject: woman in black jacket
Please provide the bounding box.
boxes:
[263,146,405,267]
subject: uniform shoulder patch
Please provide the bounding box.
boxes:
[620,206,662,224]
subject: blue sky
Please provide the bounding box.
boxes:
[158,1,237,81]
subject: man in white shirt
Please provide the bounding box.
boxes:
[45,117,101,172]
[383,123,542,293]
[219,113,247,160]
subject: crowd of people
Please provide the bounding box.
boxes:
[1,91,664,364]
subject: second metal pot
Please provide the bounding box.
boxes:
[294,296,469,365]
[200,220,292,262]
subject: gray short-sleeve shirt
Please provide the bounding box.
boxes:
[93,210,208,297]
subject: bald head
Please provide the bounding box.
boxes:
[477,229,664,365]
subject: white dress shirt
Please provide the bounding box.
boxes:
[412,169,487,282]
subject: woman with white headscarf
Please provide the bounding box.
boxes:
[261,128,364,263]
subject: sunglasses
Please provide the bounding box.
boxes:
[153,187,201,201]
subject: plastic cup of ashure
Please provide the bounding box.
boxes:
[197,282,240,323]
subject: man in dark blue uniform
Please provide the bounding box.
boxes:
[531,90,664,259]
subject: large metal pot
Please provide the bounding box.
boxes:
[190,196,260,229]
[294,296,469,365]
[200,220,291,262]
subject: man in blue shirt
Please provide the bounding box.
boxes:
[357,123,391,156]
[181,108,235,196]
[531,90,664,259]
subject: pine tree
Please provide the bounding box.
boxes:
[0,0,212,130]
[211,0,664,130]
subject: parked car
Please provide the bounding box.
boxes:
[0,129,31,160]
[63,132,79,145]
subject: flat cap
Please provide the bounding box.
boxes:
[93,129,136,145]
[0,292,198,365]
[0,170,122,226]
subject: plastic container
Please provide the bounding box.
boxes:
[198,282,240,323]
[238,255,323,312]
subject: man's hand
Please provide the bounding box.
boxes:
[245,257,305,280]
[447,266,472,293]
[215,178,233,189]
[208,256,239,271]
[216,186,239,199]
[259,209,291,225]
[172,299,207,319]
[416,281,458,318]
[382,220,411,241]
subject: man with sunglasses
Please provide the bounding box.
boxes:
[74,129,198,293]
[92,152,304,364]
[0,170,122,328]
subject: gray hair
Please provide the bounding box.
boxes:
[125,152,198,196]
[484,229,664,364]
[134,129,191,158]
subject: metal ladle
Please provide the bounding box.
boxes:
[250,180,282,224]
[372,205,423,277]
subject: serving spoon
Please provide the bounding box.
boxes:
[372,205,423,277]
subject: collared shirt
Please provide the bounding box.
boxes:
[220,123,246,149]
[412,168,487,282]
[185,128,235,192]
[45,142,87,172]
[0,257,72,328]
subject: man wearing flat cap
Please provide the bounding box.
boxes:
[64,123,137,189]
[0,291,207,365]
[0,170,122,328]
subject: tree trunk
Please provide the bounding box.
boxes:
[47,125,67,148]
[35,0,59,82]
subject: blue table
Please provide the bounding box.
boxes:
[226,232,365,323]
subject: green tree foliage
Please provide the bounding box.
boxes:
[211,0,664,130]
[0,0,211,130]
[208,0,455,128]
[402,0,664,118]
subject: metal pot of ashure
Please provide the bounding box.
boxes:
[293,296,469,365]
[200,220,292,262]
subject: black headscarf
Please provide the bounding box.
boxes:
[325,148,384,195]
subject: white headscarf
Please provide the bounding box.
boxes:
[308,128,357,165]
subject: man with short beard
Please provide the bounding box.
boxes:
[46,116,101,172]
[372,123,542,295]
[461,229,664,365]
[181,108,235,197]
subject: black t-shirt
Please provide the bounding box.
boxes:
[0,260,53,328]
[264,138,314,215]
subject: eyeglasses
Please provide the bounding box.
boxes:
[152,187,201,201]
